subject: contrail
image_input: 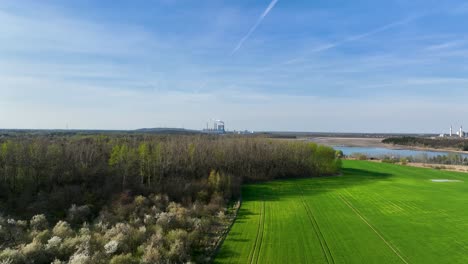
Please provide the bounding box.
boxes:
[316,16,418,53]
[231,0,279,55]
[283,15,420,65]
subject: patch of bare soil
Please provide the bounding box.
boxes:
[430,179,462,182]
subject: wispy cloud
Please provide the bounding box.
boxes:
[231,0,279,55]
[344,16,417,42]
[425,40,468,51]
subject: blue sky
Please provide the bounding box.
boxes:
[1,0,468,132]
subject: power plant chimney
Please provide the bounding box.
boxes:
[450,125,453,137]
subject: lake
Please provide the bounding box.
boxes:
[334,146,468,159]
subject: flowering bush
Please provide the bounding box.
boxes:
[46,236,62,250]
[0,193,231,263]
[52,221,74,238]
[68,251,91,264]
[0,248,24,264]
[67,205,91,226]
[30,215,48,231]
[104,240,119,255]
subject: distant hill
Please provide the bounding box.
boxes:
[135,127,202,134]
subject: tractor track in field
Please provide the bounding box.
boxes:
[339,194,410,264]
[298,186,335,264]
[248,200,265,264]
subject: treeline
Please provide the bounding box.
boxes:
[382,137,468,151]
[0,134,340,263]
[390,153,468,166]
[348,151,468,166]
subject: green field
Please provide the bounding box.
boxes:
[215,160,468,264]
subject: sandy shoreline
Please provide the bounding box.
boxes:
[408,162,468,173]
[305,137,468,155]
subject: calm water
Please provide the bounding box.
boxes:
[335,146,468,159]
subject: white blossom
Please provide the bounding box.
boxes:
[104,240,119,255]
[46,236,62,249]
[0,258,14,264]
[68,251,90,264]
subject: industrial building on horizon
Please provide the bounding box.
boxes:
[201,120,254,135]
[440,125,466,138]
[203,120,226,134]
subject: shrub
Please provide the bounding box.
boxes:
[104,240,119,255]
[33,230,51,244]
[109,254,138,264]
[52,221,74,238]
[139,232,166,262]
[0,248,24,264]
[0,222,8,244]
[67,205,91,226]
[60,236,82,258]
[196,191,209,203]
[46,236,62,251]
[68,251,91,264]
[351,153,368,160]
[133,196,148,208]
[156,212,173,229]
[166,229,190,262]
[141,245,162,264]
[168,239,189,263]
[0,258,13,264]
[382,158,397,164]
[21,239,47,263]
[217,211,226,221]
[104,223,131,242]
[30,214,48,231]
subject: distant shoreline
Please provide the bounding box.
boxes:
[304,137,468,155]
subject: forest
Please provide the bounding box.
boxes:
[0,134,341,263]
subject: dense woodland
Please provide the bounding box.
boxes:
[383,137,468,151]
[0,134,341,263]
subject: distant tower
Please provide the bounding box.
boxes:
[450,126,453,137]
[460,126,464,138]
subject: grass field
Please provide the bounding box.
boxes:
[215,160,468,264]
